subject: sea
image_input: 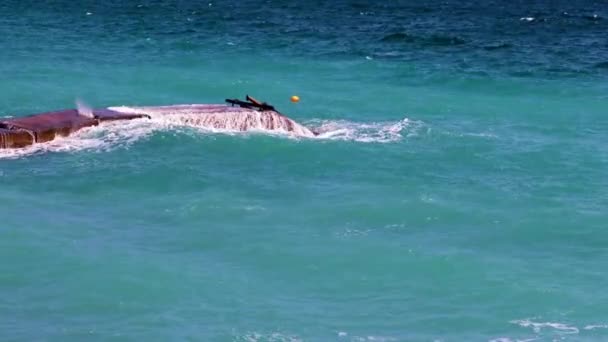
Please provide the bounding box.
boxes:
[1,1,607,341]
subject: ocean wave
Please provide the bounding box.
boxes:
[506,318,608,340]
[235,332,302,342]
[593,61,608,69]
[0,118,159,159]
[0,114,415,159]
[380,32,466,46]
[519,13,602,25]
[109,105,316,137]
[510,319,579,334]
[483,43,513,51]
[308,118,417,143]
[234,331,399,342]
[519,17,537,22]
[381,32,416,42]
[583,14,602,21]
[336,332,398,341]
[584,324,608,330]
[349,336,398,342]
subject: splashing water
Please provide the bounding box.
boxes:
[75,99,94,118]
[0,104,415,159]
[309,118,415,143]
[510,319,580,335]
[109,105,316,137]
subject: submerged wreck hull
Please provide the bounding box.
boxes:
[0,128,35,148]
[0,109,149,149]
[0,103,314,149]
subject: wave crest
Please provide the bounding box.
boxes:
[309,118,415,143]
[381,32,466,46]
[0,111,415,159]
[511,319,580,334]
[109,105,316,138]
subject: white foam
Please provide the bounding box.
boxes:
[0,134,99,160]
[349,336,398,342]
[584,324,608,330]
[0,108,416,159]
[243,205,266,212]
[109,105,419,143]
[309,117,416,143]
[438,129,498,139]
[238,332,302,342]
[510,319,579,334]
[336,228,371,238]
[0,118,156,159]
[109,105,316,138]
[462,132,498,139]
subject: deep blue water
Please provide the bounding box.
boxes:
[1,1,607,341]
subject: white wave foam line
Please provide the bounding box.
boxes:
[236,332,302,342]
[111,106,417,143]
[0,111,416,159]
[0,132,102,160]
[351,336,398,342]
[0,118,158,159]
[488,338,538,342]
[334,331,399,342]
[510,319,579,334]
[308,118,415,143]
[0,110,307,159]
[462,132,498,139]
[109,106,316,138]
[584,324,608,330]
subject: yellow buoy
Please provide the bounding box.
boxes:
[291,95,300,103]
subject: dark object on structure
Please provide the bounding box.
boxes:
[226,95,276,112]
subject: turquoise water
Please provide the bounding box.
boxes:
[1,1,608,341]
